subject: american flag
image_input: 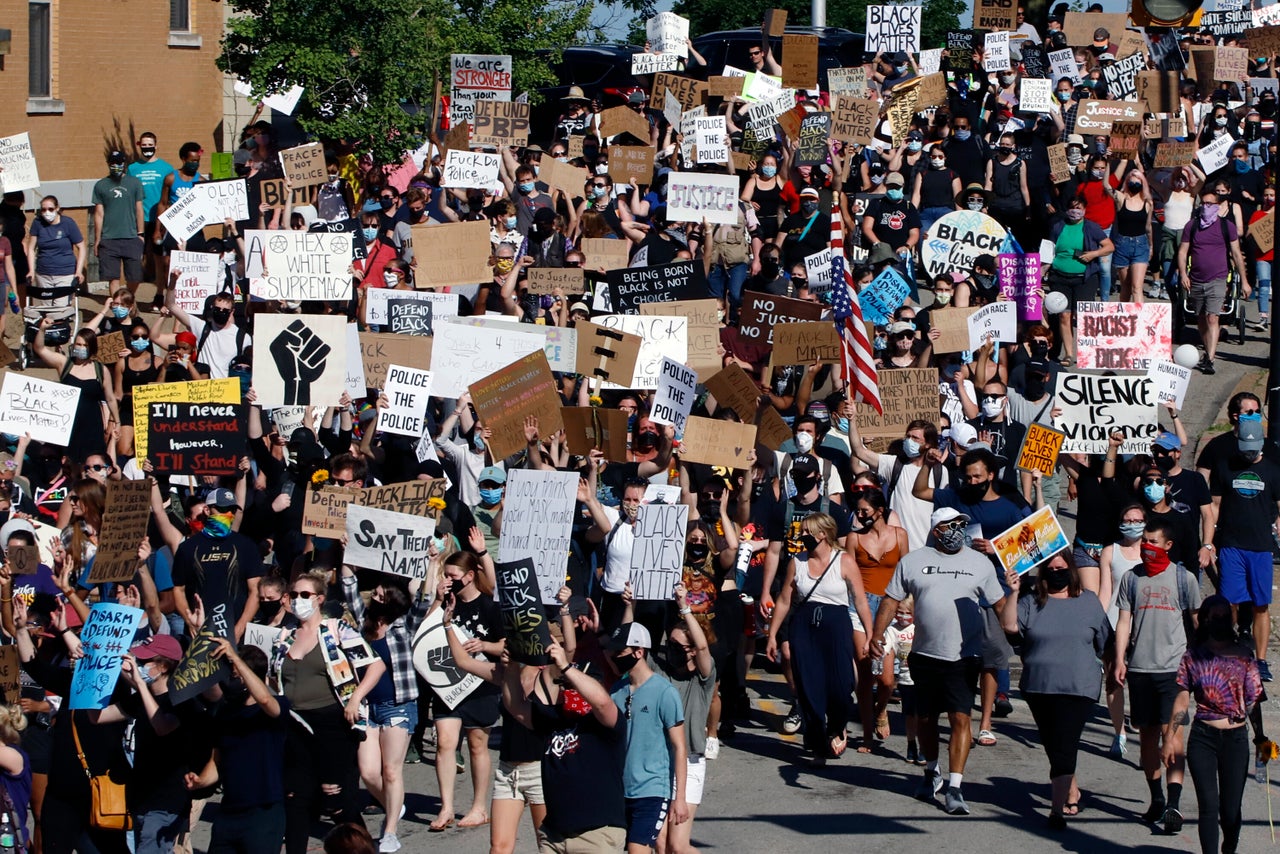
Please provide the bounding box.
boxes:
[829,206,883,415]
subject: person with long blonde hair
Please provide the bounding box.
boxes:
[0,703,30,851]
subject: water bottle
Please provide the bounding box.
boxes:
[0,810,16,854]
[735,541,753,596]
[6,289,17,315]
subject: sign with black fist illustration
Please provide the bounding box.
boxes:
[252,314,348,407]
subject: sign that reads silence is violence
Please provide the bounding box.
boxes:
[1056,373,1158,454]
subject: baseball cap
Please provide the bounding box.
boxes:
[569,300,591,317]
[790,453,821,475]
[479,466,507,485]
[799,187,820,198]
[628,91,647,105]
[1093,27,1110,44]
[532,207,557,225]
[885,172,905,188]
[605,622,652,650]
[887,321,915,335]
[1153,431,1182,451]
[930,507,971,528]
[1098,52,1116,62]
[0,518,36,548]
[1238,419,1265,453]
[131,634,183,661]
[107,150,127,165]
[206,488,239,510]
[973,253,997,272]
[948,422,978,450]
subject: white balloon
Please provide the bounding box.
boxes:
[1173,344,1200,369]
[1044,291,1069,315]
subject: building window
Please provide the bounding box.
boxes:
[28,1,50,98]
[170,0,190,32]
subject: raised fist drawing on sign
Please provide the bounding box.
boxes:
[270,319,330,405]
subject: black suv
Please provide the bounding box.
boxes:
[691,26,867,89]
[530,45,646,141]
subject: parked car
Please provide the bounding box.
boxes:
[529,45,646,142]
[690,26,867,89]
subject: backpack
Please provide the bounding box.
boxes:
[886,457,942,500]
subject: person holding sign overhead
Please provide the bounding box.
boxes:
[34,320,118,460]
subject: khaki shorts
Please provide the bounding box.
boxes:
[493,759,545,805]
[540,824,626,853]
[686,754,706,805]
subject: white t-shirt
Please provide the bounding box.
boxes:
[434,439,495,509]
[187,316,251,379]
[876,453,949,550]
[598,505,636,594]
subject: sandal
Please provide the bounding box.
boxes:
[1059,355,1075,367]
[875,711,891,740]
[830,731,848,758]
[428,818,455,833]
[1064,794,1083,816]
[976,729,997,746]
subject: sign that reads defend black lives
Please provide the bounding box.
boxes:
[148,402,247,476]
[496,557,553,665]
[605,260,707,314]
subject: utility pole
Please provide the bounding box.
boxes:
[812,0,826,28]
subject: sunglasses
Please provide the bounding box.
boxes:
[592,182,608,188]
[290,589,317,599]
[330,477,359,487]
[893,332,914,339]
[40,207,56,213]
[1143,477,1166,485]
[937,519,967,532]
[83,464,109,473]
[982,394,1005,402]
[130,335,148,341]
[68,495,80,503]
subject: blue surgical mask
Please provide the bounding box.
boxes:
[835,417,850,433]
[886,188,903,202]
[472,432,485,452]
[505,216,518,229]
[71,346,89,361]
[902,438,922,458]
[801,201,819,215]
[129,337,150,353]
[479,487,504,506]
[518,182,536,194]
[1143,482,1165,504]
[907,141,922,152]
[954,129,971,141]
[761,165,777,178]
[1119,522,1145,541]
[589,186,606,200]
[362,227,378,242]
[111,306,130,319]
[895,64,908,75]
[140,665,157,685]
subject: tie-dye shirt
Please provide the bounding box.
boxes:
[1176,647,1263,723]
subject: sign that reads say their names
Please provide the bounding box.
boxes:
[666,172,740,225]
[345,504,436,580]
[629,503,690,600]
[606,260,706,314]
[249,230,353,301]
[69,604,144,709]
[0,133,40,192]
[499,469,580,605]
[1056,373,1158,454]
[442,150,501,190]
[380,365,434,437]
[1146,360,1192,409]
[148,402,246,476]
[866,5,921,54]
[0,373,80,446]
[450,54,512,126]
[278,143,328,188]
[650,356,698,432]
[1075,302,1172,371]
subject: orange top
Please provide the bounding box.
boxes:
[855,537,902,597]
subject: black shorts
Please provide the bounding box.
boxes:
[1127,671,1180,728]
[432,687,501,730]
[908,653,981,718]
[1047,268,1097,317]
[98,236,143,282]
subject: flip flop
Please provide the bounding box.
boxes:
[976,729,997,746]
[830,732,848,758]
[458,816,490,829]
[875,711,891,740]
[428,818,455,833]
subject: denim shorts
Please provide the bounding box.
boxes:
[1111,233,1151,268]
[368,699,418,731]
[851,592,883,634]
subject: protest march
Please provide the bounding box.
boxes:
[7,2,1280,852]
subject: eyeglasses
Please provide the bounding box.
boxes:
[982,394,1005,401]
[68,495,80,503]
[1122,517,1145,525]
[83,464,109,473]
[290,589,317,599]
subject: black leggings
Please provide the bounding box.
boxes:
[41,790,129,854]
[283,704,366,854]
[1187,720,1250,854]
[1026,692,1094,778]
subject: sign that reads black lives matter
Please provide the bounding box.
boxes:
[148,402,247,476]
[605,260,707,314]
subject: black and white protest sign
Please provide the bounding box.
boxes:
[247,231,354,301]
[1056,373,1158,454]
[1146,361,1191,409]
[0,134,40,192]
[496,557,553,665]
[0,374,80,446]
[605,260,707,314]
[148,402,246,476]
[666,173,740,225]
[309,217,368,260]
[381,365,434,436]
[866,5,921,54]
[629,503,690,600]
[1102,53,1145,101]
[252,314,347,407]
[499,470,579,604]
[442,150,500,189]
[650,356,698,432]
[388,299,434,336]
[412,609,483,709]
[345,503,437,579]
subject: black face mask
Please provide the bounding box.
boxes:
[1154,454,1175,472]
[1043,566,1071,592]
[613,652,639,672]
[760,260,779,278]
[450,578,466,596]
[958,481,987,502]
[792,473,819,494]
[1207,615,1235,641]
[635,432,657,450]
[221,682,250,706]
[1025,377,1047,400]
[257,600,283,623]
[697,501,719,522]
[685,543,710,564]
[800,533,819,552]
[210,307,232,325]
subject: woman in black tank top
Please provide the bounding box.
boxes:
[115,319,164,457]
[742,155,784,263]
[1111,170,1153,303]
[913,145,961,235]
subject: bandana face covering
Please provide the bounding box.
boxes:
[202,510,235,538]
[1140,543,1170,575]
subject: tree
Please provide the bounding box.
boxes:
[218,0,592,164]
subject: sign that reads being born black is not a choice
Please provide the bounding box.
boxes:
[148,401,247,476]
[605,260,707,314]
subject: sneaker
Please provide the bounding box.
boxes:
[945,788,971,816]
[906,745,920,764]
[914,769,944,802]
[704,736,721,760]
[379,832,402,853]
[1141,801,1166,824]
[1261,660,1274,683]
[456,749,465,774]
[1162,806,1183,835]
[1200,358,1216,375]
[404,742,422,765]
[781,705,803,734]
[993,693,1013,718]
[1109,733,1127,758]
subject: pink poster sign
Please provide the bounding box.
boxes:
[996,253,1042,321]
[1075,301,1172,371]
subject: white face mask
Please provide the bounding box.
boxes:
[981,398,1004,419]
[292,596,316,621]
[383,272,399,287]
[794,432,815,453]
[42,211,56,223]
[595,164,609,175]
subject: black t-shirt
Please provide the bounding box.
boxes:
[863,198,922,249]
[765,492,854,557]
[1210,452,1280,552]
[779,211,829,269]
[531,697,626,836]
[1165,467,1211,529]
[1195,429,1280,472]
[215,695,291,810]
[122,690,208,813]
[171,532,265,636]
[965,416,1027,486]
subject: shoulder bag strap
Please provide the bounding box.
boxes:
[70,714,91,778]
[794,550,841,609]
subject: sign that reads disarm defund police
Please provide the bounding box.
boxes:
[1056,373,1158,455]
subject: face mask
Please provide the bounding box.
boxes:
[1000,74,1016,86]
[109,164,125,177]
[1042,566,1070,591]
[129,337,150,353]
[958,481,987,502]
[1152,453,1175,473]
[613,652,639,672]
[794,432,815,453]
[140,146,156,157]
[71,346,89,361]
[761,165,777,178]
[1200,205,1220,226]
[255,134,269,148]
[1127,180,1143,192]
[886,189,903,202]
[895,64,908,75]
[794,471,821,495]
[980,398,1003,419]
[494,258,516,276]
[1235,159,1251,174]
[1065,208,1084,223]
[907,141,922,152]
[518,182,536,194]
[589,187,605,200]
[871,174,886,185]
[902,437,922,458]
[874,333,887,351]
[801,201,819,215]
[292,596,316,620]
[203,510,234,537]
[1119,522,1145,541]
[182,161,200,175]
[257,600,283,623]
[362,227,379,242]
[966,199,985,211]
[1025,376,1047,400]
[1057,90,1072,102]
[937,528,966,552]
[595,163,610,175]
[140,665,157,685]
[477,487,503,507]
[1066,149,1082,165]
[41,210,56,223]
[1216,116,1229,127]
[1140,543,1170,574]
[111,306,130,320]
[381,272,401,288]
[1142,482,1165,504]
[1089,168,1105,180]
[686,543,710,564]
[954,129,971,141]
[1207,615,1235,642]
[799,533,820,552]
[933,291,953,306]
[211,307,232,325]
[378,198,395,212]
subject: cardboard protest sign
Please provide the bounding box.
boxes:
[469,351,564,459]
[707,75,744,98]
[1216,46,1249,82]
[1246,25,1280,57]
[562,406,630,461]
[495,558,553,664]
[929,306,979,353]
[0,134,40,192]
[831,96,879,145]
[526,267,586,296]
[499,469,579,604]
[739,293,824,345]
[704,363,763,422]
[914,72,949,110]
[0,373,80,447]
[345,504,436,579]
[247,230,353,301]
[361,479,450,519]
[364,289,457,327]
[605,260,707,314]
[599,106,652,143]
[380,365,434,437]
[633,52,682,75]
[650,356,698,432]
[442,150,501,190]
[1155,142,1197,168]
[359,332,431,390]
[1063,12,1127,48]
[997,253,1043,321]
[471,100,530,148]
[1146,118,1187,141]
[860,266,913,325]
[169,629,232,704]
[794,114,832,166]
[666,172,740,225]
[992,506,1069,575]
[743,90,797,133]
[1075,99,1144,133]
[782,34,819,88]
[639,299,720,377]
[653,73,707,112]
[596,314,688,390]
[0,647,19,704]
[243,622,283,656]
[1057,372,1158,454]
[772,322,842,364]
[257,178,314,216]
[828,66,869,96]
[921,211,1008,280]
[69,604,144,709]
[458,317,576,374]
[147,401,246,476]
[432,318,545,398]
[169,250,221,314]
[411,220,492,288]
[855,368,937,447]
[609,144,656,186]
[301,485,363,537]
[974,0,1017,31]
[581,238,631,272]
[1108,122,1142,160]
[132,378,239,459]
[1250,211,1275,255]
[764,7,788,35]
[252,314,346,407]
[88,480,152,585]
[450,53,512,125]
[278,143,327,188]
[1147,360,1192,409]
[93,331,125,366]
[6,544,40,576]
[886,87,921,146]
[1016,422,1066,476]
[411,609,483,708]
[967,301,1017,350]
[679,417,756,469]
[630,503,690,600]
[1075,302,1172,371]
[574,321,644,388]
[866,5,921,54]
[1137,70,1181,114]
